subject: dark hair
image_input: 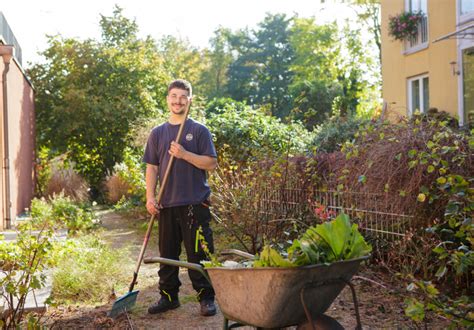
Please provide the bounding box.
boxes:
[167,79,192,96]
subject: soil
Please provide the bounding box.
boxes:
[44,210,449,329]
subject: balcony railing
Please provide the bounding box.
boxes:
[0,12,23,65]
[405,15,428,51]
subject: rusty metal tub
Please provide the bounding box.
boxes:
[144,255,368,329]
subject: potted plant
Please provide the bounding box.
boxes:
[388,11,425,41]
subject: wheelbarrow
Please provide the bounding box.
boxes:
[144,251,368,329]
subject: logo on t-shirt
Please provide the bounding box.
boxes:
[186,133,193,141]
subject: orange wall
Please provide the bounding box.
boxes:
[381,0,458,120]
[0,58,35,230]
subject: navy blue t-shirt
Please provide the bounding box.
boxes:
[143,118,217,208]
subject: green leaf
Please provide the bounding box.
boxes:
[435,265,447,279]
[425,283,439,296]
[405,298,425,322]
[311,213,371,261]
[358,175,367,184]
[408,160,418,169]
[254,246,296,268]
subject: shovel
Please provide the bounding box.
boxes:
[109,103,191,318]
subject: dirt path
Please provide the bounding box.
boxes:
[45,209,446,329]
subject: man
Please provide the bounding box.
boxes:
[143,79,218,316]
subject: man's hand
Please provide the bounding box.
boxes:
[169,141,187,159]
[146,199,161,215]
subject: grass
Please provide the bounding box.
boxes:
[50,234,132,304]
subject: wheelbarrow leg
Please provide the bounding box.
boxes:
[299,278,362,330]
[344,279,362,330]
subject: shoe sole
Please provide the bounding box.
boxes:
[148,303,180,314]
[201,310,217,317]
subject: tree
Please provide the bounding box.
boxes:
[28,6,169,191]
[199,27,233,99]
[157,35,207,95]
[350,0,381,65]
[289,18,342,127]
[226,14,295,118]
[289,17,378,128]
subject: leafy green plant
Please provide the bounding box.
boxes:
[252,213,371,267]
[404,280,474,327]
[207,101,314,165]
[104,147,146,205]
[35,146,53,197]
[31,194,96,234]
[312,114,371,152]
[0,222,56,328]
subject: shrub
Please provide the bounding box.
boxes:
[31,194,96,234]
[50,234,131,303]
[210,157,314,254]
[104,175,132,204]
[320,115,473,325]
[46,166,89,202]
[205,97,247,116]
[312,114,371,153]
[103,147,146,205]
[207,101,315,165]
[36,149,89,202]
[0,221,56,328]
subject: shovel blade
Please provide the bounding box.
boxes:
[109,290,139,318]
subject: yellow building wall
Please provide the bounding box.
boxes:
[381,0,458,120]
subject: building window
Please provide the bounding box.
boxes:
[406,0,427,13]
[460,0,474,15]
[407,75,429,116]
[463,48,474,127]
[404,0,428,52]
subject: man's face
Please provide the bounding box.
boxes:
[167,88,191,115]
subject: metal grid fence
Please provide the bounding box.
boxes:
[255,185,413,242]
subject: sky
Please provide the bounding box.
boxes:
[1,0,356,67]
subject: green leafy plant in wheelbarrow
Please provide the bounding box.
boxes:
[254,212,372,267]
[145,213,371,329]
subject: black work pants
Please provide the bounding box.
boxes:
[158,203,215,301]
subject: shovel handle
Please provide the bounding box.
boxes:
[144,256,211,284]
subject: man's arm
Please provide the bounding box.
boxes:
[168,141,217,171]
[145,164,159,214]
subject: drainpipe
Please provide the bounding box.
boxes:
[0,45,14,229]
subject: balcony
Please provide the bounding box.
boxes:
[0,12,23,65]
[404,15,428,53]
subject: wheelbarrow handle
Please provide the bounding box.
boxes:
[220,249,255,260]
[144,257,211,284]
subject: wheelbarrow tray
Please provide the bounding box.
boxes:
[206,256,367,329]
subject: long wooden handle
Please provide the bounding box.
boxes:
[129,104,191,292]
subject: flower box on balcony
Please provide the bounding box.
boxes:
[388,11,425,42]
